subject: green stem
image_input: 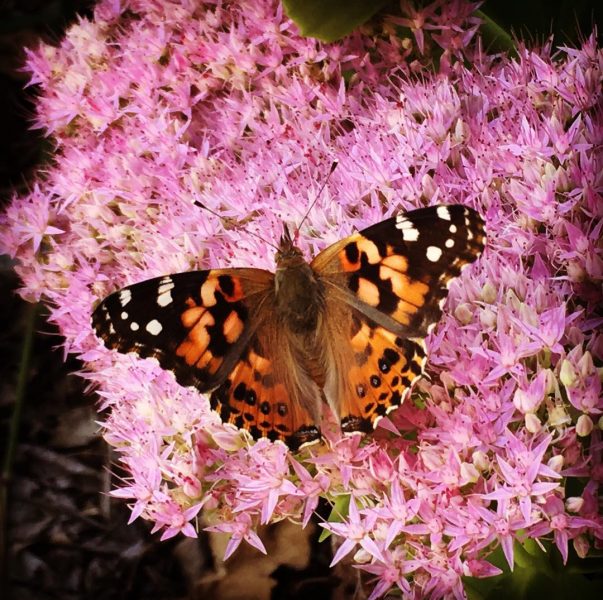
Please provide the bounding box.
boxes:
[0,301,38,588]
[476,9,517,54]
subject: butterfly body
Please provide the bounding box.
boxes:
[92,205,486,450]
[274,228,325,334]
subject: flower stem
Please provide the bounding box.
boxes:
[0,301,38,587]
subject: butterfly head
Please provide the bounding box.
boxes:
[276,224,304,266]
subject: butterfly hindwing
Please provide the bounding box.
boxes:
[340,314,427,433]
[313,205,486,432]
[92,268,273,391]
[210,331,323,450]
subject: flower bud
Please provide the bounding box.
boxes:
[472,450,489,472]
[460,462,480,484]
[454,303,473,324]
[525,412,542,433]
[353,548,372,564]
[565,496,584,513]
[481,282,497,304]
[556,166,570,192]
[547,455,564,473]
[573,535,590,559]
[479,307,496,328]
[421,173,437,200]
[567,260,585,282]
[577,351,594,377]
[543,369,556,395]
[576,414,593,437]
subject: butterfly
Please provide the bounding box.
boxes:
[92,204,486,450]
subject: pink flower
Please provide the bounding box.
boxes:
[322,497,383,566]
[372,478,420,548]
[290,457,331,527]
[1,1,601,596]
[360,545,413,600]
[529,495,597,563]
[205,512,267,560]
[481,435,561,523]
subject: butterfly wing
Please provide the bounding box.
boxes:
[92,268,274,390]
[92,268,322,449]
[312,204,486,433]
[210,320,323,450]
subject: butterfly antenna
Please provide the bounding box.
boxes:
[294,160,338,242]
[193,199,280,251]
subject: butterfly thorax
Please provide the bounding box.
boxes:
[274,227,323,334]
[274,252,323,334]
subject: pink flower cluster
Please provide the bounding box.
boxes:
[2,1,601,597]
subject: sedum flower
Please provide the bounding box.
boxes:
[1,0,601,598]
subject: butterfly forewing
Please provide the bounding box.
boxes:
[92,269,273,391]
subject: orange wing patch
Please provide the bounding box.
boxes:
[175,275,248,376]
[338,314,427,434]
[210,340,321,450]
[337,236,431,326]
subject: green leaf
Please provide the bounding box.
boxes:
[478,0,602,47]
[476,10,516,53]
[282,0,391,42]
[463,540,603,600]
[318,494,350,542]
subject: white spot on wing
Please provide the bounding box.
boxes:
[449,224,457,233]
[146,319,163,335]
[402,227,419,242]
[119,289,132,307]
[426,246,442,262]
[121,311,128,320]
[157,291,173,307]
[395,216,419,241]
[130,322,139,331]
[445,238,454,248]
[436,206,451,220]
[158,279,174,294]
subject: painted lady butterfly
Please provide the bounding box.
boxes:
[92,205,486,450]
